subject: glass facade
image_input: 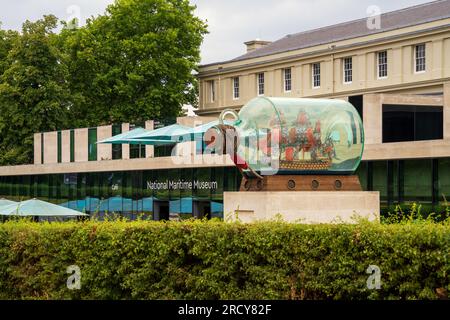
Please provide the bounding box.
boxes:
[382,105,443,143]
[88,128,97,161]
[112,124,122,160]
[129,124,146,159]
[130,144,146,159]
[357,158,448,213]
[41,133,44,164]
[0,167,241,219]
[57,131,62,163]
[70,130,75,163]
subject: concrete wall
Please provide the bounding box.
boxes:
[224,191,380,224]
[363,93,444,145]
[363,139,450,161]
[0,155,234,176]
[97,125,112,161]
[121,123,130,160]
[33,133,41,164]
[61,130,71,163]
[445,82,450,139]
[74,128,88,162]
[176,116,217,127]
[145,120,154,158]
[43,132,57,164]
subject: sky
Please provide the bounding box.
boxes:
[0,0,434,64]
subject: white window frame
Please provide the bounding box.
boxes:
[232,77,239,100]
[343,57,353,84]
[377,51,388,79]
[209,80,215,102]
[283,68,292,92]
[257,72,265,96]
[414,44,426,74]
[312,63,321,89]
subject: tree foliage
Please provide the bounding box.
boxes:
[61,0,207,127]
[0,16,70,165]
[0,0,208,164]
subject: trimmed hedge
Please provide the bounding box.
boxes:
[0,220,448,300]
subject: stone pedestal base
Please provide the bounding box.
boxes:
[224,191,380,224]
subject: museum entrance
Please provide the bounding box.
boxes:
[153,201,170,221]
[193,201,211,220]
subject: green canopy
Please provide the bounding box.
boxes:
[101,138,176,145]
[132,124,192,141]
[97,127,149,144]
[0,198,88,217]
[98,127,177,145]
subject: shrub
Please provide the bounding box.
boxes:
[0,219,448,300]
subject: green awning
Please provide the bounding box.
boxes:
[132,124,193,141]
[0,198,88,217]
[97,127,149,144]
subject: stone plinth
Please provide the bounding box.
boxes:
[224,191,380,224]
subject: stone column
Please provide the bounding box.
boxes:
[121,123,130,160]
[43,131,58,164]
[97,125,112,161]
[444,82,450,139]
[74,128,88,162]
[363,94,382,144]
[61,130,71,163]
[145,120,154,158]
[34,133,42,164]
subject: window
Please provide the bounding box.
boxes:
[57,131,62,163]
[69,130,75,163]
[283,68,292,92]
[312,63,320,88]
[232,77,239,99]
[377,51,388,78]
[130,144,146,159]
[257,73,264,95]
[154,145,174,157]
[41,133,44,164]
[129,124,146,159]
[88,128,97,161]
[112,124,122,160]
[415,44,426,73]
[382,105,443,143]
[209,80,215,102]
[343,57,352,84]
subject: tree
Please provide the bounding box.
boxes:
[61,0,208,127]
[0,15,70,165]
[0,26,18,75]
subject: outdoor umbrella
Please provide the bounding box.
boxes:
[102,138,177,145]
[132,124,193,141]
[98,127,178,145]
[0,198,17,208]
[97,127,150,144]
[0,198,88,217]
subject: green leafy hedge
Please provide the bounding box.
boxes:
[0,220,448,300]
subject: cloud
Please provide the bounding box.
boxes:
[0,0,433,64]
[191,0,432,64]
[0,0,113,30]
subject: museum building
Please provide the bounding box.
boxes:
[1,1,450,218]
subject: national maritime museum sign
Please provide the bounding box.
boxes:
[146,179,218,191]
